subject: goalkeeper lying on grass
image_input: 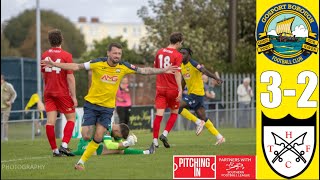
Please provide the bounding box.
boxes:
[73,127,155,155]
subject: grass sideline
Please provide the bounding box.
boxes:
[1,128,255,179]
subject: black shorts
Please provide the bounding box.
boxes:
[82,101,114,129]
[182,94,205,110]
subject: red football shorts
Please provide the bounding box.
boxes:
[44,95,75,114]
[155,89,180,109]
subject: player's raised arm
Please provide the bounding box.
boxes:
[41,57,87,71]
[200,66,223,84]
[136,65,180,75]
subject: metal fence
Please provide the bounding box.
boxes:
[1,109,62,141]
[160,102,256,131]
[1,57,39,120]
[220,73,256,109]
[126,72,256,106]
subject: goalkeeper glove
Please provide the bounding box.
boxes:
[122,134,138,147]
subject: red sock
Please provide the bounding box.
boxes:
[165,113,178,132]
[46,125,57,150]
[62,120,75,144]
[153,115,163,139]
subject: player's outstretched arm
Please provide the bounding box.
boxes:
[104,139,123,150]
[201,67,223,84]
[136,65,180,75]
[103,134,137,150]
[41,57,86,71]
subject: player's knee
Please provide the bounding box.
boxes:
[196,106,205,114]
[82,134,91,141]
[93,133,104,143]
[81,129,91,140]
[195,111,206,120]
[46,118,56,125]
[92,137,102,144]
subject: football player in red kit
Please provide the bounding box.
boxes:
[152,32,184,148]
[41,29,77,156]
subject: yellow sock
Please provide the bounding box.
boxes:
[180,108,198,123]
[205,119,220,136]
[80,140,99,163]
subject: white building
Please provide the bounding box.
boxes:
[75,17,148,51]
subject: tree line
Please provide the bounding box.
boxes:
[2,0,255,73]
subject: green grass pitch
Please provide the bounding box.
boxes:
[1,128,255,179]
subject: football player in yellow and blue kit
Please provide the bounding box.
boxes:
[25,93,45,136]
[41,42,178,170]
[179,48,225,145]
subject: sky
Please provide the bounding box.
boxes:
[1,0,150,24]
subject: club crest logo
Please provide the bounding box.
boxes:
[256,3,319,65]
[262,112,317,179]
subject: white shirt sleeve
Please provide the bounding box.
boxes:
[83,61,91,70]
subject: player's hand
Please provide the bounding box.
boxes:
[130,133,138,143]
[41,57,54,68]
[216,79,223,85]
[164,65,180,74]
[127,137,136,146]
[72,96,78,107]
[124,134,138,147]
[176,90,182,102]
[128,134,138,143]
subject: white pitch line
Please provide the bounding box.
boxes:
[1,156,50,163]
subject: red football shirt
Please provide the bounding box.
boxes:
[154,48,182,89]
[41,47,73,96]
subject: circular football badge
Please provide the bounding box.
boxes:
[256,3,319,65]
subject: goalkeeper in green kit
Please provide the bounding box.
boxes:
[73,123,155,155]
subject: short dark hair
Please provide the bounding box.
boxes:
[119,123,130,139]
[170,32,183,44]
[108,43,123,51]
[48,29,63,47]
[180,47,193,56]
